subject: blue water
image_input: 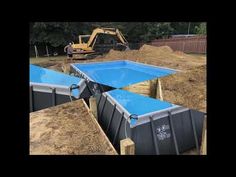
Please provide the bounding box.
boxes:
[108,89,174,116]
[83,68,158,88]
[30,64,81,96]
[72,60,175,88]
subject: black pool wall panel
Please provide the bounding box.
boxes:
[131,109,204,155]
[30,64,94,112]
[96,92,204,155]
[30,81,91,112]
[95,93,132,152]
[30,90,74,112]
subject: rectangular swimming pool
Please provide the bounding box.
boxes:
[71,60,176,89]
[96,89,205,155]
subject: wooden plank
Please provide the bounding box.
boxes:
[156,79,163,100]
[120,138,135,155]
[122,78,163,100]
[89,97,98,120]
[30,99,117,155]
[122,79,152,97]
[200,116,207,155]
[149,79,157,98]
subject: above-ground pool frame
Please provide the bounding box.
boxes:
[30,79,93,112]
[95,91,204,155]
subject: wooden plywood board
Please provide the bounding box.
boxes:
[30,99,117,155]
[122,79,155,97]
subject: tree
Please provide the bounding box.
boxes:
[195,23,206,35]
[171,22,202,34]
[30,22,88,47]
[30,22,206,51]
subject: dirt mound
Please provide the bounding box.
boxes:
[161,65,206,112]
[30,100,117,155]
[47,63,63,72]
[139,44,173,53]
[102,49,140,60]
[98,44,206,70]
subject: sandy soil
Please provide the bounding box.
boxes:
[30,100,117,155]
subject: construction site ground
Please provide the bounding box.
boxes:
[30,45,206,155]
[30,99,117,155]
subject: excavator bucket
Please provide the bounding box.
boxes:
[116,43,130,51]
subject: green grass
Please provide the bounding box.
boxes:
[30,56,66,64]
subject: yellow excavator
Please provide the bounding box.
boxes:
[69,27,130,58]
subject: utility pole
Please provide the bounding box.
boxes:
[34,45,38,58]
[187,22,191,35]
[46,45,49,57]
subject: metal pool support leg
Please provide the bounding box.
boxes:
[168,111,179,155]
[51,88,56,106]
[85,80,93,95]
[189,110,200,154]
[149,116,160,155]
[99,95,107,121]
[30,86,34,112]
[106,104,116,133]
[97,94,102,108]
[112,112,124,145]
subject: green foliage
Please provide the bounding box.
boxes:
[143,22,174,41]
[170,22,202,34]
[195,23,207,35]
[30,22,206,48]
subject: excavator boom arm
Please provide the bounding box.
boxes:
[86,28,128,47]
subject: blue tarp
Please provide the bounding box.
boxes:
[72,60,176,88]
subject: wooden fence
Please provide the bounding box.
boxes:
[150,36,206,54]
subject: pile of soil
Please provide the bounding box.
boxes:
[161,65,206,113]
[35,61,74,73]
[30,100,117,155]
[96,44,206,71]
